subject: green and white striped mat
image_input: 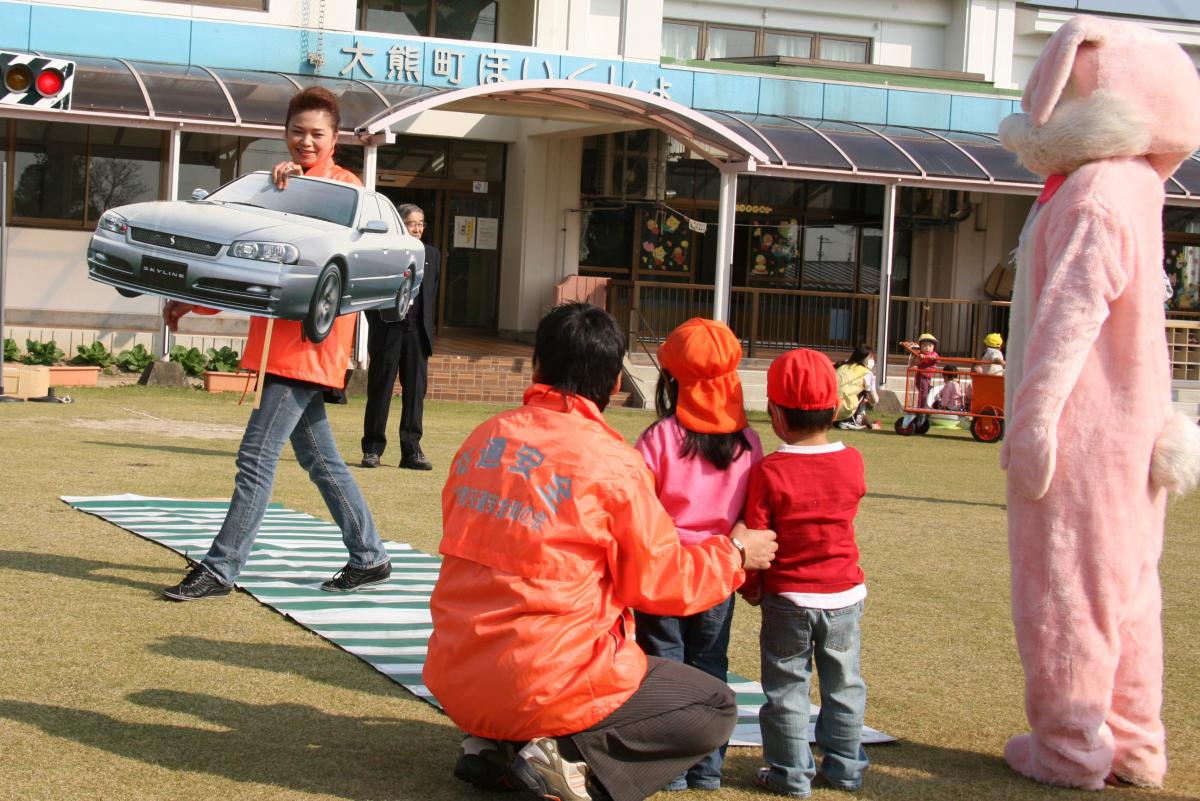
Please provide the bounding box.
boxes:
[63,494,893,746]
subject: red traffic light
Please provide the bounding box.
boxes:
[35,68,64,97]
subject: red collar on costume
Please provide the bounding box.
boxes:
[1038,174,1066,205]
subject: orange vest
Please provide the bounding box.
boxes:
[197,158,362,388]
[423,384,745,740]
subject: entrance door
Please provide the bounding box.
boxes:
[441,193,502,330]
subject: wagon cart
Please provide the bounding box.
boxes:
[893,342,1005,443]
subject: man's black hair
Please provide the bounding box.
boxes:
[777,405,836,436]
[534,302,626,411]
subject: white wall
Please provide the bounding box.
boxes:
[5,228,151,315]
[497,130,583,336]
[36,0,315,27]
[945,0,1016,86]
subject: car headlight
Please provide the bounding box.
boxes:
[98,211,128,234]
[230,241,299,264]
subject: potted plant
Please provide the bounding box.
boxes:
[48,341,110,387]
[201,346,252,392]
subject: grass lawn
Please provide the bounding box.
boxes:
[0,385,1197,801]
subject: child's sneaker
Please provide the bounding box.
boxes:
[509,737,592,801]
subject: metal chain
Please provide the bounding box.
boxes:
[301,0,327,69]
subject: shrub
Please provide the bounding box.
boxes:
[73,341,115,368]
[3,337,17,363]
[169,345,208,378]
[205,346,241,373]
[115,344,155,373]
[21,339,64,366]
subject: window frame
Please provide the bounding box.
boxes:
[358,0,500,43]
[4,120,169,230]
[157,0,268,9]
[663,18,871,65]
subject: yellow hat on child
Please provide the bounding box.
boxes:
[984,332,1003,348]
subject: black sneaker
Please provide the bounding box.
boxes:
[162,566,231,601]
[400,450,433,471]
[320,560,391,592]
[509,737,592,801]
[361,453,381,468]
[454,735,520,791]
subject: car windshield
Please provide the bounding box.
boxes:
[205,173,358,227]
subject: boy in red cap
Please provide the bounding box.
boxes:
[634,317,764,791]
[742,347,869,798]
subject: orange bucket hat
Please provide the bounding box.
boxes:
[657,318,747,434]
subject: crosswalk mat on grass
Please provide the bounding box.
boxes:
[63,494,894,746]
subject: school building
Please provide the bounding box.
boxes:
[1,0,1198,392]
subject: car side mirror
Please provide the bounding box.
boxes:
[361,219,389,234]
[191,188,209,201]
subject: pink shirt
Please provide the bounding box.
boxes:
[635,416,763,546]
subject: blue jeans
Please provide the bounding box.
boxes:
[200,376,390,586]
[634,595,734,789]
[758,595,868,797]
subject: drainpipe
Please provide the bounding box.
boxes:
[713,168,738,323]
[875,183,897,388]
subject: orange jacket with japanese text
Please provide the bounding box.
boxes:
[423,384,746,741]
[195,158,360,388]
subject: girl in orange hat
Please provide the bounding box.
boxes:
[633,317,764,792]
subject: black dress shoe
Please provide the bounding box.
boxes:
[400,451,433,471]
[361,453,381,468]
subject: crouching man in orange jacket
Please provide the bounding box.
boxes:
[424,303,777,801]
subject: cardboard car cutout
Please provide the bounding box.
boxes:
[87,171,425,343]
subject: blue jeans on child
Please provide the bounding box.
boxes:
[200,376,391,586]
[634,595,734,790]
[758,594,868,797]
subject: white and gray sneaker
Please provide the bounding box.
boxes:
[509,737,592,801]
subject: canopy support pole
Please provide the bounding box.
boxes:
[355,142,379,368]
[875,183,898,388]
[713,168,738,323]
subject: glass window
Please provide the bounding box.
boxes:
[764,32,812,58]
[380,137,447,176]
[801,224,857,291]
[87,127,162,220]
[706,27,756,59]
[579,207,634,270]
[11,121,87,222]
[662,21,701,59]
[448,140,504,182]
[362,0,428,36]
[178,133,241,199]
[437,0,497,41]
[238,138,292,176]
[819,37,869,63]
[208,173,359,227]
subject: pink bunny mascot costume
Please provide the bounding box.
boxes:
[998,15,1200,790]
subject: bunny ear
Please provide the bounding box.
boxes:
[1023,16,1110,126]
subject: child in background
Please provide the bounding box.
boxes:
[910,332,940,407]
[833,344,880,430]
[742,348,869,798]
[977,332,1006,375]
[934,365,966,411]
[635,317,764,792]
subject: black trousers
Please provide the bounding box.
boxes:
[361,323,428,459]
[567,656,737,801]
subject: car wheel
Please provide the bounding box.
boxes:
[116,288,142,299]
[378,271,414,323]
[303,263,341,344]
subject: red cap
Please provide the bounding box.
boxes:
[657,318,747,434]
[767,348,838,410]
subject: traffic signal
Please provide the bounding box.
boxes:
[0,52,73,111]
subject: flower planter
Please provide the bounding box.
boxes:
[202,370,256,393]
[48,365,101,387]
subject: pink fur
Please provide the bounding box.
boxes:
[1000,15,1200,791]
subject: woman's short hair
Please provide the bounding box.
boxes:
[286,86,341,133]
[534,303,626,411]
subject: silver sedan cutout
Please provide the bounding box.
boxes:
[87,171,425,343]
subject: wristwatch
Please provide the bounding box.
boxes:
[730,536,747,567]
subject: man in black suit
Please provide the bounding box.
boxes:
[361,203,440,470]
